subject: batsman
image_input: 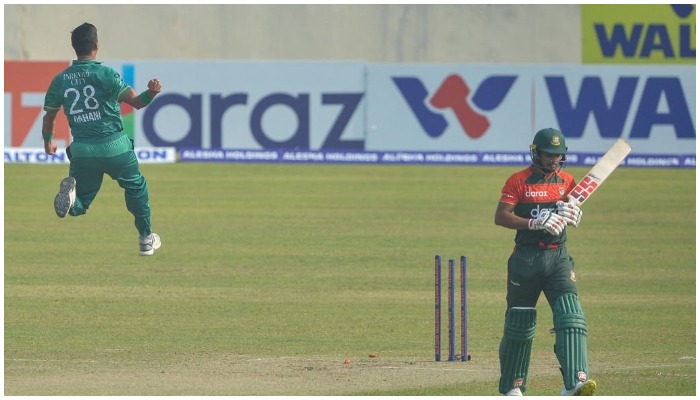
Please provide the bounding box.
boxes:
[494,128,596,396]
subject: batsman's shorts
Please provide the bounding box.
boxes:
[506,244,578,309]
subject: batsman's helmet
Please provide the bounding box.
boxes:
[530,128,567,171]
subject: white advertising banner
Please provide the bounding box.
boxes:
[366,64,695,154]
[3,147,177,164]
[5,60,695,166]
[122,61,367,151]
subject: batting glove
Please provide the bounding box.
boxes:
[556,200,583,227]
[529,209,567,236]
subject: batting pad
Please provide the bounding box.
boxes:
[553,293,589,390]
[499,307,537,394]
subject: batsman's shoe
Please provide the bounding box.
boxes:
[139,233,161,256]
[505,388,523,396]
[54,177,76,218]
[561,379,596,396]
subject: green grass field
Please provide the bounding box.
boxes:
[4,163,696,395]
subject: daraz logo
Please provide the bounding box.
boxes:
[393,74,516,139]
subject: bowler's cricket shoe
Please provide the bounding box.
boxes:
[139,233,161,256]
[505,388,523,396]
[54,177,76,218]
[561,379,596,396]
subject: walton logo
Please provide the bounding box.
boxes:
[392,74,516,139]
[583,4,695,64]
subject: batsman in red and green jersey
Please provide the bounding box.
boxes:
[42,22,162,256]
[494,128,596,396]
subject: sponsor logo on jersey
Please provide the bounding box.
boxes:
[525,190,549,198]
[530,205,556,219]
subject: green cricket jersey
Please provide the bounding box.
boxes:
[499,166,577,247]
[44,60,131,143]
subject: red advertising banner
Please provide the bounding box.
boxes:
[5,61,71,146]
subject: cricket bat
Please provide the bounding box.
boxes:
[568,139,632,206]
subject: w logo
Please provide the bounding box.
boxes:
[393,74,517,139]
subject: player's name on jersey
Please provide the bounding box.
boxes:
[73,111,102,124]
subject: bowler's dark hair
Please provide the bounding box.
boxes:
[71,23,98,56]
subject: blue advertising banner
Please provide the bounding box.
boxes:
[177,148,695,168]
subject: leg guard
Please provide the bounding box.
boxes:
[553,293,589,390]
[499,307,537,394]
